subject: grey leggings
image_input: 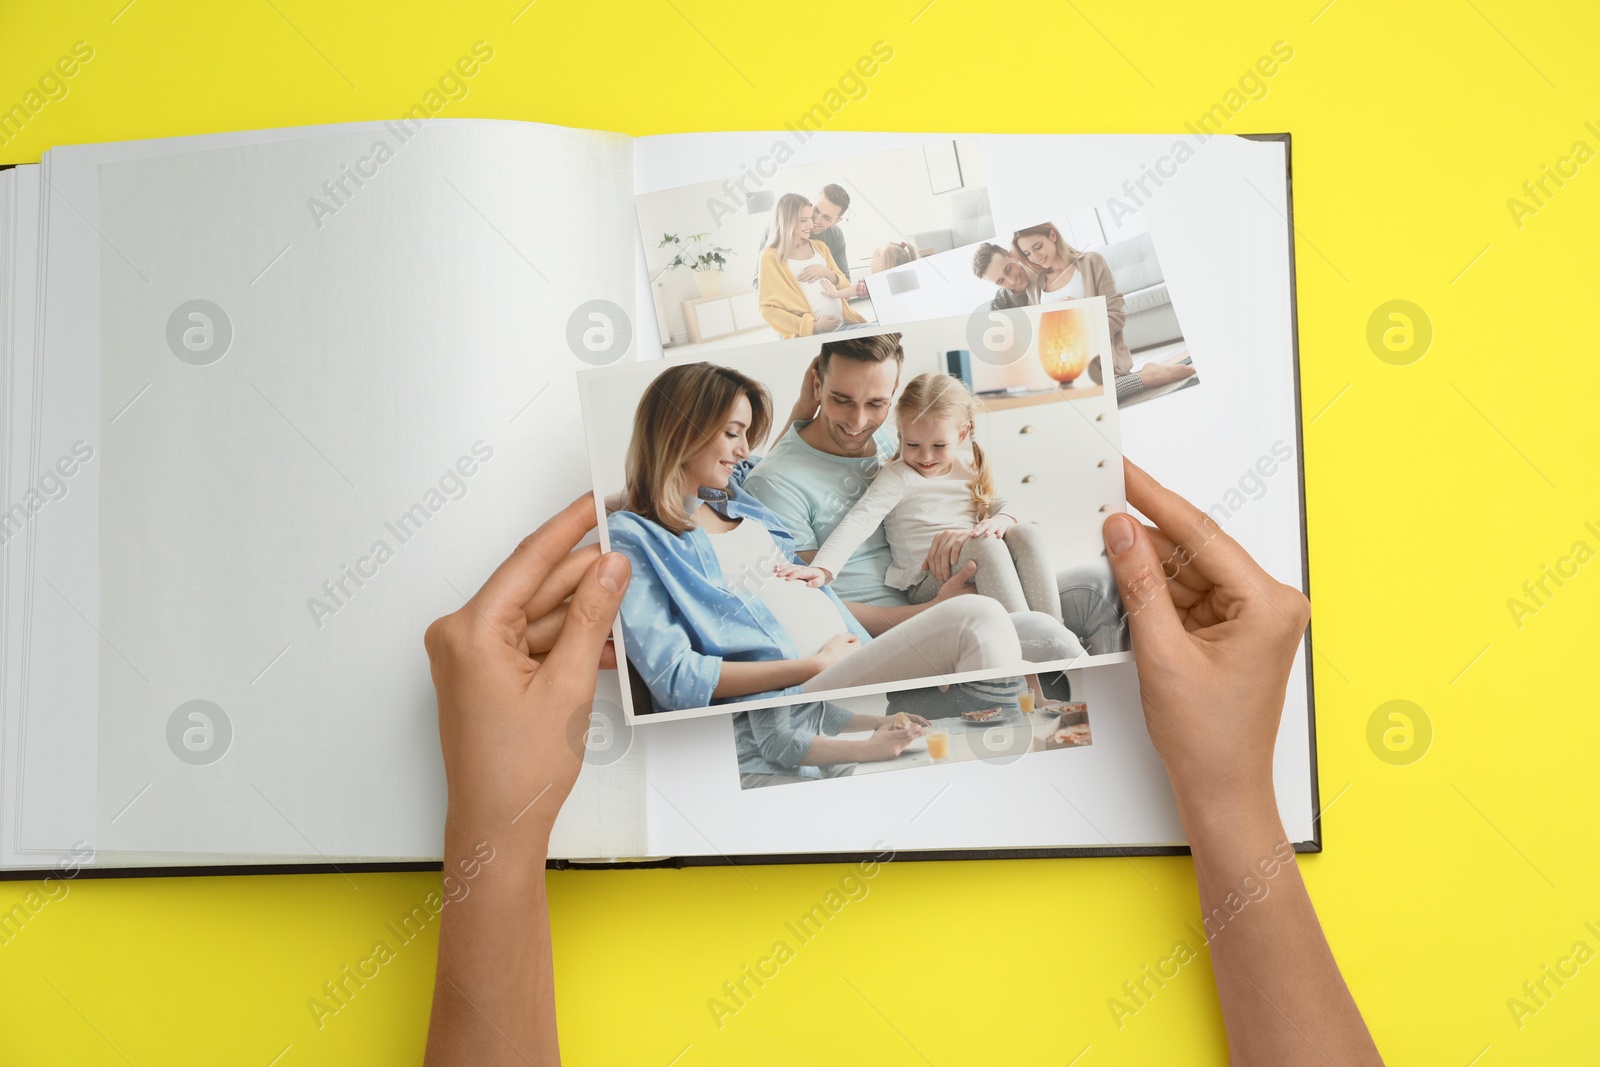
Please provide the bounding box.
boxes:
[904,524,1064,623]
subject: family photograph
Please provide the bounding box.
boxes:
[580,316,1133,724]
[635,139,994,356]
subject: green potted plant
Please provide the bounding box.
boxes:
[658,232,735,299]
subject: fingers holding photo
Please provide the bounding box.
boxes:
[1121,459,1309,638]
[1122,459,1259,590]
[473,493,601,633]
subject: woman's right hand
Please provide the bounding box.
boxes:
[809,632,861,673]
[867,718,923,760]
[1102,459,1310,816]
[1102,460,1385,1066]
[814,314,842,333]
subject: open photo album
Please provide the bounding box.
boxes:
[0,113,1315,877]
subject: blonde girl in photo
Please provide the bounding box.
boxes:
[775,372,1063,623]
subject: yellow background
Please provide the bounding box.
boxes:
[2,0,1597,1062]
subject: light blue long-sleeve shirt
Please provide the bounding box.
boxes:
[734,701,856,778]
[608,489,871,714]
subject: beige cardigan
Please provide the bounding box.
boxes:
[757,241,866,339]
[1034,250,1133,378]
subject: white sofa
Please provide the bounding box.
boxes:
[1095,231,1182,353]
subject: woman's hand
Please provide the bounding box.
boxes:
[1102,460,1308,815]
[422,494,629,1066]
[924,528,975,583]
[424,493,629,851]
[795,263,832,284]
[866,717,923,760]
[1101,460,1384,1066]
[814,314,842,333]
[971,514,1016,539]
[774,561,829,587]
[808,632,861,673]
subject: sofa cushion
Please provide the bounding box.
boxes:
[909,228,956,255]
[1097,231,1164,294]
[1122,280,1170,316]
[1124,301,1183,352]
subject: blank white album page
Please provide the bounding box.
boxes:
[16,120,642,863]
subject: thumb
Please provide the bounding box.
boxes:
[544,551,630,683]
[1103,513,1185,657]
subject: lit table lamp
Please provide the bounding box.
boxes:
[1038,307,1090,386]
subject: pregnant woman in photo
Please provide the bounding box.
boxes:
[757,192,865,340]
[607,362,1019,714]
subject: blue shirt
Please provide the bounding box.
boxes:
[733,701,855,777]
[739,420,905,607]
[608,489,871,714]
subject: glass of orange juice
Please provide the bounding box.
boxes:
[926,727,951,762]
[1018,691,1035,715]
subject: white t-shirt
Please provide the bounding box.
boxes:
[811,454,1013,590]
[1041,264,1087,303]
[708,518,848,657]
[787,254,841,321]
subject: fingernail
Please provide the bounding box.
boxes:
[1105,514,1135,556]
[597,551,629,592]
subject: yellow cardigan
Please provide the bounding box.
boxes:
[757,241,866,338]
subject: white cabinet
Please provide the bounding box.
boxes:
[973,387,1121,567]
[730,289,763,331]
[683,288,765,344]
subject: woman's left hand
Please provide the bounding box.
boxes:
[971,514,1017,539]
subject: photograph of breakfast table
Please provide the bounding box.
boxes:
[844,699,1091,775]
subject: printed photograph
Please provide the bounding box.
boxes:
[865,206,1200,407]
[733,670,1093,790]
[579,310,1133,725]
[635,139,993,356]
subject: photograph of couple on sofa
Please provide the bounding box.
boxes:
[636,139,994,355]
[865,207,1201,408]
[579,319,1133,725]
